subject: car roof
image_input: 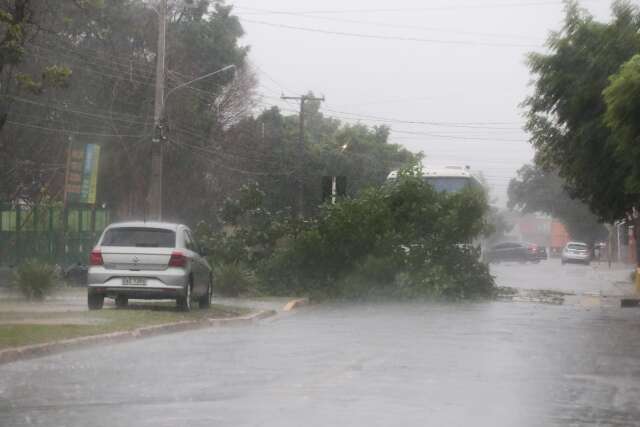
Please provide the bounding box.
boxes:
[105,221,184,232]
[566,241,588,246]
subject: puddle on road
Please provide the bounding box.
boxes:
[497,287,568,305]
[497,287,632,309]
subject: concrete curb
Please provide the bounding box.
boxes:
[0,309,277,365]
[283,298,309,312]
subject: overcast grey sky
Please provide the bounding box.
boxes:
[229,0,612,205]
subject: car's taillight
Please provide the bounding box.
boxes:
[168,251,187,268]
[90,249,103,266]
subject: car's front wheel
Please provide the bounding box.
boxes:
[177,281,192,312]
[88,291,104,310]
[198,275,212,309]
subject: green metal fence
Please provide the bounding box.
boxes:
[0,205,111,267]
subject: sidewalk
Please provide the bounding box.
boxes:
[0,289,295,358]
[492,260,637,308]
[493,260,635,296]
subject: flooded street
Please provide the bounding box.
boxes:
[1,261,640,427]
[492,259,632,297]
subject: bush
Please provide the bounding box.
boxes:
[257,171,496,300]
[12,259,57,301]
[202,172,496,301]
[212,262,256,297]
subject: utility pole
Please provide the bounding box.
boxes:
[148,0,167,221]
[281,94,325,218]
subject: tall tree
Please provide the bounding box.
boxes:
[508,164,607,243]
[217,105,416,219]
[0,0,414,229]
[523,0,640,222]
[0,0,254,225]
[0,0,99,205]
[603,53,640,195]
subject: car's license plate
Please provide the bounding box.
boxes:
[122,277,146,286]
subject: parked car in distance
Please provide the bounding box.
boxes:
[64,263,88,286]
[561,242,591,265]
[485,242,540,264]
[526,243,548,261]
[87,222,212,311]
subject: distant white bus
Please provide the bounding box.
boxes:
[388,165,487,259]
[387,166,482,193]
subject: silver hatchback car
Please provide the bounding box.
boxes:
[561,241,591,265]
[87,222,212,311]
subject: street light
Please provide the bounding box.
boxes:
[163,64,236,108]
[148,63,236,220]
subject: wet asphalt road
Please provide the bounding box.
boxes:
[2,261,640,426]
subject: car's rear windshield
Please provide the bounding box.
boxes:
[568,243,587,250]
[101,228,175,248]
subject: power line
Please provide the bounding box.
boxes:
[7,110,151,137]
[390,130,528,143]
[169,125,294,166]
[32,41,224,106]
[236,1,595,15]
[29,42,157,79]
[251,61,300,95]
[168,139,294,177]
[321,107,523,128]
[27,45,154,82]
[242,19,540,48]
[235,6,542,42]
[5,120,149,138]
[6,96,152,126]
[252,99,530,144]
[330,96,435,108]
[258,96,523,129]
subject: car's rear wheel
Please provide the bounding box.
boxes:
[88,291,104,310]
[115,295,128,308]
[177,281,192,312]
[199,275,212,309]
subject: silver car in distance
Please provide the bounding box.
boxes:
[561,241,591,266]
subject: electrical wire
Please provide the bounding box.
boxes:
[29,42,157,80]
[235,1,595,15]
[168,138,295,177]
[241,19,540,48]
[235,6,542,42]
[5,96,152,126]
[5,120,149,138]
[168,123,297,167]
[258,95,524,129]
